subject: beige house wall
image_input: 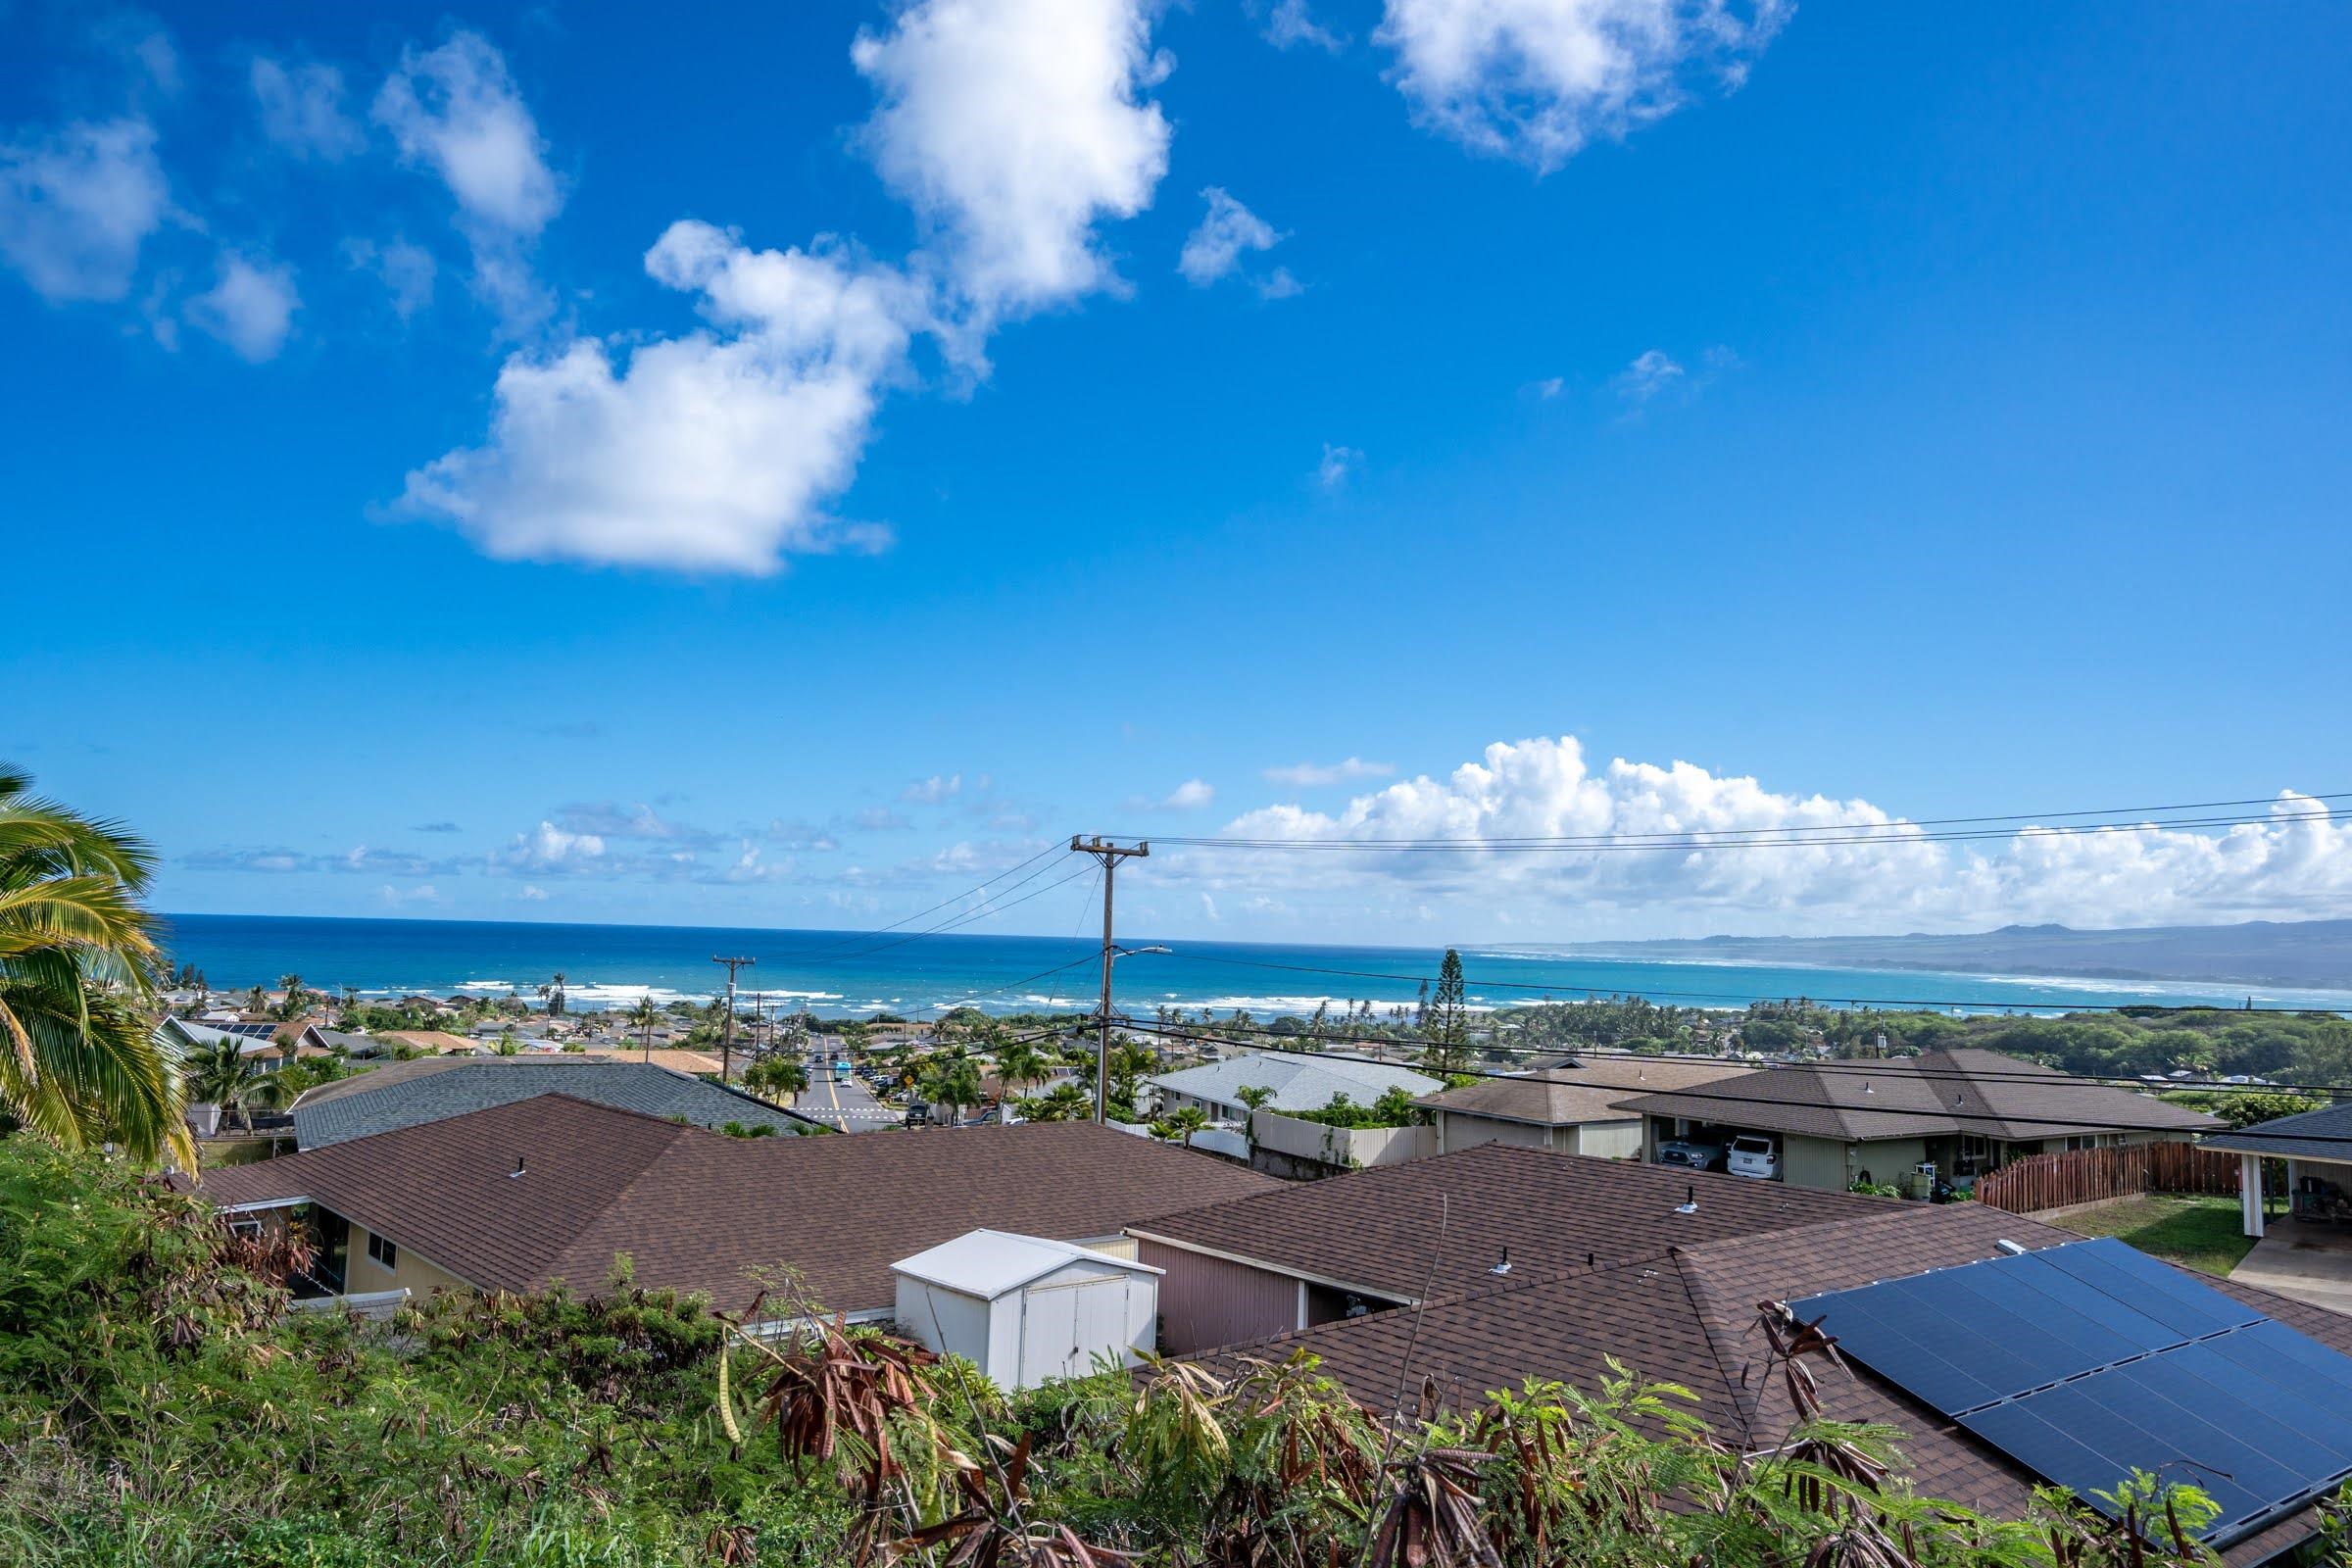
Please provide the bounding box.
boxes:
[343,1224,472,1298]
[1571,1119,1643,1160]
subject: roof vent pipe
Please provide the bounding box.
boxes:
[1490,1248,1512,1276]
[510,1155,526,1179]
[1676,1185,1698,1215]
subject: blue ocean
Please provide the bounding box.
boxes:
[154,912,2352,1019]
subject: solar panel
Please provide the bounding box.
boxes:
[1790,1237,2352,1547]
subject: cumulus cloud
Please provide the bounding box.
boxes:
[374,30,561,333]
[1377,0,1789,172]
[1161,737,2352,937]
[345,234,437,318]
[903,772,964,805]
[518,883,548,901]
[185,252,298,361]
[397,220,918,573]
[854,0,1171,322]
[1129,778,1216,812]
[492,819,606,872]
[0,117,170,303]
[1265,757,1396,788]
[1614,347,1683,403]
[1264,0,1348,51]
[1316,442,1361,489]
[1178,187,1282,287]
[251,58,366,160]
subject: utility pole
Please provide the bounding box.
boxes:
[1072,836,1150,1123]
[711,955,756,1081]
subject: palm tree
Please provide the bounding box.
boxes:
[0,765,188,1166]
[922,1053,983,1124]
[994,1042,1050,1103]
[628,995,661,1060]
[184,1036,284,1134]
[743,1054,808,1104]
[275,973,307,1020]
[1022,1081,1092,1122]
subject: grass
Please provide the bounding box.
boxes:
[2048,1194,2256,1276]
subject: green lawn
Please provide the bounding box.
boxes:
[2048,1194,2255,1276]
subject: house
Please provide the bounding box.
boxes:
[295,1025,384,1058]
[1147,1050,1441,1123]
[1178,1190,2352,1565]
[1612,1048,2225,1193]
[191,1093,1276,1316]
[2203,1101,2352,1316]
[375,1030,486,1056]
[157,1016,321,1071]
[1413,1054,1755,1157]
[1129,1142,1877,1353]
[286,1057,818,1148]
[581,1046,729,1076]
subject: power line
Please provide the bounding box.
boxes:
[1138,796,2350,853]
[771,842,1071,961]
[786,856,1091,970]
[1161,951,2336,1014]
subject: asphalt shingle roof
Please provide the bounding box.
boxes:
[2201,1098,2352,1162]
[1612,1048,2226,1143]
[1415,1056,1754,1127]
[199,1094,1278,1314]
[290,1059,810,1147]
[1131,1142,1881,1301]
[1149,1050,1440,1114]
[1184,1186,2352,1567]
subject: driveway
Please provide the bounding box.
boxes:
[2230,1220,2352,1316]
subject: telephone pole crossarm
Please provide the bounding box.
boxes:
[1071,836,1150,1123]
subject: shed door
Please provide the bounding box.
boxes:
[1019,1277,1130,1385]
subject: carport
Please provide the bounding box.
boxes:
[2203,1101,2352,1317]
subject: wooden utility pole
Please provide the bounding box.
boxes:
[1071,836,1150,1123]
[711,955,756,1081]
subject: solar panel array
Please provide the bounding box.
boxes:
[1791,1237,2352,1547]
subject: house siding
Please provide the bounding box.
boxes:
[343,1224,471,1298]
[1782,1134,1854,1193]
[1140,1239,1303,1354]
[1436,1112,1556,1155]
[1571,1120,1643,1159]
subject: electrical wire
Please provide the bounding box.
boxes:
[771,842,1072,961]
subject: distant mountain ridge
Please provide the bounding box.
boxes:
[1551,918,2352,992]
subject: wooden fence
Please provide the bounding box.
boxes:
[1975,1140,2254,1214]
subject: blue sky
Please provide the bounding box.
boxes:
[6,0,2350,944]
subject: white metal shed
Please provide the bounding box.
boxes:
[890,1229,1163,1390]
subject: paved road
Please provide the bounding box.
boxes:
[798,1054,901,1134]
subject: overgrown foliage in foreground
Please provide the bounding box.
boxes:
[2,1140,2328,1568]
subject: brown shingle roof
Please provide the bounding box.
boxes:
[198,1094,1276,1313]
[1613,1048,2226,1143]
[1415,1056,1753,1127]
[1128,1142,1883,1301]
[1191,1200,2352,1565]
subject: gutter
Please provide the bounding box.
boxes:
[1124,1227,1418,1305]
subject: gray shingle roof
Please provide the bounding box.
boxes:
[291,1059,812,1147]
[1147,1050,1440,1114]
[2201,1099,2352,1161]
[1611,1048,2225,1144]
[1416,1056,1754,1127]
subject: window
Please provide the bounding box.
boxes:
[366,1232,398,1269]
[227,1216,263,1240]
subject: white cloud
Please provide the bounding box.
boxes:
[251,58,366,160]
[903,772,964,804]
[1265,757,1396,788]
[1316,442,1361,489]
[853,0,1171,322]
[1528,375,1565,399]
[1614,347,1684,403]
[1377,0,1788,172]
[346,234,437,318]
[493,820,606,871]
[1178,187,1282,286]
[1166,737,2352,936]
[381,882,441,906]
[1264,0,1347,51]
[374,30,561,333]
[397,220,919,574]
[518,884,549,901]
[1164,778,1216,809]
[186,252,299,361]
[0,117,169,303]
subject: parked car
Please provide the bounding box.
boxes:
[1655,1138,1725,1172]
[1725,1134,1780,1181]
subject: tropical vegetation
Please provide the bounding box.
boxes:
[0,1138,2272,1568]
[0,764,186,1165]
